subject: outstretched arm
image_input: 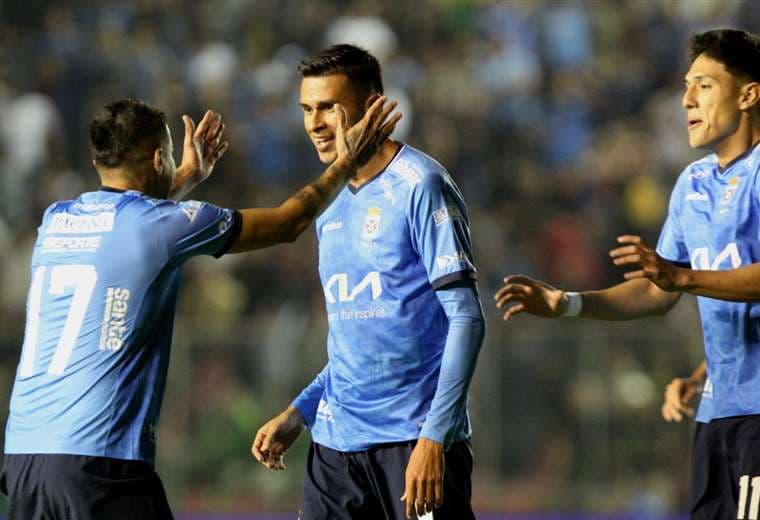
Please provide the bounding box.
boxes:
[229,96,401,252]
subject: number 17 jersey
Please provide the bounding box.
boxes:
[4,188,240,464]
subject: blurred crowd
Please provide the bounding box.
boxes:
[1,0,758,515]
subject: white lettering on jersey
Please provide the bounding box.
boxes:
[42,236,102,252]
[48,213,114,234]
[702,377,713,399]
[99,287,131,351]
[317,399,334,423]
[379,177,397,205]
[73,202,115,211]
[685,192,708,202]
[322,221,343,234]
[394,158,422,186]
[324,272,382,303]
[691,243,741,271]
[432,205,462,225]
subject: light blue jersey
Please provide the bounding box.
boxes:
[292,144,477,451]
[657,143,760,423]
[5,188,240,464]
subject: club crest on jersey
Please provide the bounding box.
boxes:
[362,207,382,241]
[720,178,739,205]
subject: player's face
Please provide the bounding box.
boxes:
[682,55,745,150]
[300,74,365,164]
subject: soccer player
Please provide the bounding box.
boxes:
[1,96,399,520]
[493,29,760,519]
[251,44,485,520]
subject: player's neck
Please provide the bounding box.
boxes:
[97,167,155,197]
[714,117,760,169]
[350,140,401,188]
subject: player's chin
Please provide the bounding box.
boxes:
[316,149,338,164]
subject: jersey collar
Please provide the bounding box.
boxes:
[348,143,405,195]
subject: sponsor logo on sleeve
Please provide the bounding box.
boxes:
[47,213,114,234]
[432,205,463,225]
[180,200,204,222]
[436,251,468,269]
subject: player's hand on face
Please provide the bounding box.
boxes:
[400,438,444,519]
[661,376,700,422]
[334,96,402,168]
[251,406,306,471]
[494,275,566,321]
[610,235,682,291]
[179,110,229,182]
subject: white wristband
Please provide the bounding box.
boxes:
[561,292,582,318]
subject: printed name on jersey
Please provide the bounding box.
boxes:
[361,207,382,241]
[42,236,102,252]
[685,192,708,202]
[379,177,397,205]
[432,205,463,225]
[180,200,203,222]
[324,271,382,303]
[47,212,114,234]
[394,158,422,186]
[99,287,130,351]
[436,251,468,269]
[689,170,710,179]
[322,221,343,233]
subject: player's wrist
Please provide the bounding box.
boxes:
[559,291,583,318]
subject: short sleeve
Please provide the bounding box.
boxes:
[656,178,690,265]
[156,200,242,264]
[408,172,476,289]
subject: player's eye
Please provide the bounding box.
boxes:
[700,84,712,91]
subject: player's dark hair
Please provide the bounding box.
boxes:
[688,29,760,84]
[89,98,168,168]
[298,44,383,99]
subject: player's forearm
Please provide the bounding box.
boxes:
[169,166,201,201]
[420,285,485,447]
[672,263,760,301]
[291,364,329,429]
[579,278,680,320]
[230,159,355,252]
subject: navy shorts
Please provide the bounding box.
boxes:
[299,439,475,520]
[0,454,174,520]
[691,415,760,519]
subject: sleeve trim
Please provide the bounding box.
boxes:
[214,210,243,258]
[431,270,476,290]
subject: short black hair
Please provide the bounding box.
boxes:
[298,44,383,98]
[89,98,168,168]
[688,29,760,84]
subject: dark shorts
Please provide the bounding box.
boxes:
[300,439,474,520]
[0,454,174,520]
[691,415,760,520]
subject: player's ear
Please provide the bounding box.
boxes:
[152,148,164,175]
[739,82,760,111]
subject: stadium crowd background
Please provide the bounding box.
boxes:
[1,0,759,517]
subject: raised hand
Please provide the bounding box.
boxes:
[172,110,229,199]
[494,275,567,321]
[251,407,306,470]
[610,235,683,291]
[334,96,401,168]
